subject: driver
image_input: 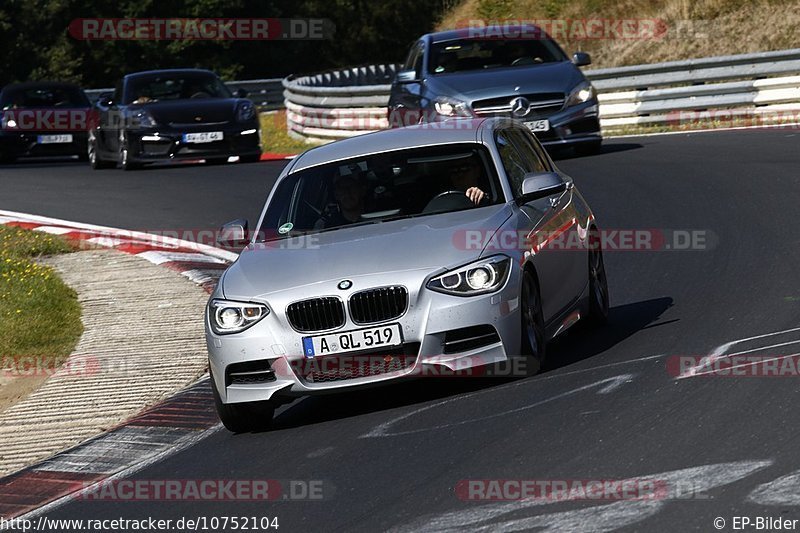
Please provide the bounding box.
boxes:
[448,156,488,205]
[317,171,367,229]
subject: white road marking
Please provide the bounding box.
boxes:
[678,326,800,379]
[390,460,773,532]
[137,250,227,265]
[361,374,634,438]
[748,469,800,506]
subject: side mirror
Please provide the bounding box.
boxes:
[235,88,248,98]
[395,70,421,84]
[218,218,249,248]
[519,172,568,204]
[572,52,592,67]
[96,92,114,106]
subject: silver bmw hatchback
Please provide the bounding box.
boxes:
[206,117,609,432]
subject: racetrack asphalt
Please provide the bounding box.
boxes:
[2,128,800,531]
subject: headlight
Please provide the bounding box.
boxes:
[3,117,17,129]
[566,82,596,107]
[237,102,256,122]
[427,256,511,296]
[433,97,472,118]
[133,110,157,128]
[208,299,269,335]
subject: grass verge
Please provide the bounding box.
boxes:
[260,110,322,155]
[0,226,82,370]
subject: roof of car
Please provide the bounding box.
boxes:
[289,118,492,173]
[124,69,218,80]
[425,24,546,44]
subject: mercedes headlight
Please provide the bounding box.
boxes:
[208,299,269,334]
[566,81,596,107]
[427,256,511,296]
[433,97,472,118]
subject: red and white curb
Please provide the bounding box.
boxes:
[0,210,237,293]
[0,210,237,520]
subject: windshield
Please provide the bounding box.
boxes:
[428,38,565,74]
[0,86,89,109]
[124,73,232,104]
[258,144,503,242]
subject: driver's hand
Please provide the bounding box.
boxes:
[465,187,486,205]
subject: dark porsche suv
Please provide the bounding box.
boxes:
[89,69,261,170]
[388,25,602,155]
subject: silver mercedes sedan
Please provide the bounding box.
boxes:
[205,117,609,432]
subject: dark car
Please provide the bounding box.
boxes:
[388,25,602,155]
[0,82,91,163]
[89,69,261,170]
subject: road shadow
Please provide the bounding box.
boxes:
[544,296,674,371]
[550,142,643,161]
[265,296,673,433]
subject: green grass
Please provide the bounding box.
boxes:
[260,110,322,155]
[0,226,82,367]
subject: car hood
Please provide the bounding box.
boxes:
[221,204,514,299]
[131,98,244,124]
[429,62,585,102]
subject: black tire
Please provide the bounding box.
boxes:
[88,135,114,169]
[206,157,228,165]
[574,140,602,156]
[519,270,546,377]
[211,374,275,433]
[0,152,16,164]
[239,154,261,163]
[587,228,610,325]
[119,144,141,171]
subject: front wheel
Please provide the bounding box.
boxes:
[211,374,275,433]
[587,228,610,325]
[519,270,546,376]
[239,154,261,164]
[88,134,113,169]
[119,144,141,171]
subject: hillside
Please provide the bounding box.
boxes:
[437,0,800,68]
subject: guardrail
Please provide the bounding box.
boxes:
[282,48,800,142]
[85,78,284,110]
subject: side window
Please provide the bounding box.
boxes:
[403,41,424,77]
[495,130,533,197]
[508,128,549,173]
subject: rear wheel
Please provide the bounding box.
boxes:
[0,152,16,164]
[519,270,546,376]
[240,154,261,163]
[587,228,610,325]
[211,374,275,433]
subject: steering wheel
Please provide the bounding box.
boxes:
[190,91,211,99]
[432,190,468,201]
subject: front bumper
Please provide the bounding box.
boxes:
[125,124,261,162]
[0,131,88,158]
[533,100,602,148]
[206,264,524,404]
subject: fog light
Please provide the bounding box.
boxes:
[441,272,461,289]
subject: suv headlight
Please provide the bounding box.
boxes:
[427,255,511,296]
[237,102,256,122]
[566,81,596,107]
[433,97,472,118]
[132,110,157,128]
[208,299,269,334]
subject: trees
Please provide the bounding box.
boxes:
[0,0,448,88]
